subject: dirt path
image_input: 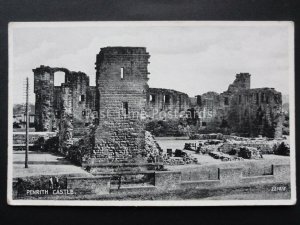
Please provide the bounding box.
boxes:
[13,151,91,178]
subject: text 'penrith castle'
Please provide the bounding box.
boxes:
[33,47,283,164]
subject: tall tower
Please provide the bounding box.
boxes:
[235,73,251,89]
[33,66,55,131]
[94,47,150,162]
[227,73,251,93]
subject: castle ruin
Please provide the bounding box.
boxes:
[33,47,283,164]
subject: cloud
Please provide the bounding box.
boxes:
[10,23,291,103]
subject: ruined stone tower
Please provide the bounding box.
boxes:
[33,47,284,164]
[227,73,251,93]
[33,66,56,131]
[93,47,150,162]
[33,65,94,148]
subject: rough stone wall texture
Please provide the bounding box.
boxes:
[67,176,110,195]
[227,88,283,138]
[58,85,74,153]
[86,86,97,111]
[33,50,284,164]
[227,73,251,92]
[191,73,283,138]
[147,88,190,119]
[93,47,150,162]
[33,66,96,153]
[196,92,223,129]
[192,73,251,129]
[144,131,162,157]
[33,67,55,132]
[66,72,90,128]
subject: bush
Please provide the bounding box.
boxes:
[44,136,59,152]
[14,176,67,197]
[282,114,289,135]
[274,142,290,156]
[228,148,238,155]
[145,119,187,137]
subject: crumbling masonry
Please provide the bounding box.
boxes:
[190,73,283,138]
[33,47,283,163]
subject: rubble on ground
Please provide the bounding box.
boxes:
[162,149,198,166]
[181,134,289,162]
[189,133,224,140]
[208,151,244,161]
[145,131,163,157]
[238,146,263,159]
[220,137,289,155]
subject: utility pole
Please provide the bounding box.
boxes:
[25,77,29,168]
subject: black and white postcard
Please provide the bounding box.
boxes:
[7,21,296,206]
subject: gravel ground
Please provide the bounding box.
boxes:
[13,151,90,178]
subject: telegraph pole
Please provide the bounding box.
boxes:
[25,77,29,168]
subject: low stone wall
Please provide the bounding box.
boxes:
[154,171,181,190]
[181,168,219,181]
[181,162,275,181]
[180,180,221,189]
[13,132,56,145]
[180,164,290,189]
[110,185,156,194]
[82,162,163,174]
[67,176,110,195]
[241,175,275,184]
[66,164,290,195]
[273,164,290,182]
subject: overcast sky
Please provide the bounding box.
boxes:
[10,22,292,104]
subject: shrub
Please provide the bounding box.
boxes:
[44,136,59,152]
[274,142,290,156]
[145,119,186,137]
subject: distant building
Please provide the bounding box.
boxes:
[13,113,35,129]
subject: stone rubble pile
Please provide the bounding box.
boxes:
[182,134,290,162]
[189,133,224,140]
[237,146,263,159]
[209,151,244,161]
[200,144,223,154]
[220,137,289,155]
[162,149,198,166]
[145,131,163,158]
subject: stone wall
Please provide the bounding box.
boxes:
[147,88,190,119]
[13,132,56,145]
[93,47,150,162]
[65,163,290,194]
[227,72,251,92]
[227,88,283,138]
[33,66,55,132]
[190,73,283,138]
[193,91,224,130]
[180,163,290,189]
[33,66,97,153]
[33,49,284,164]
[34,66,95,131]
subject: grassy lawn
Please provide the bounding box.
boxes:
[14,182,290,201]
